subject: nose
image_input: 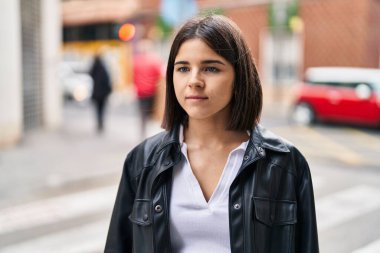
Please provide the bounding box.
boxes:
[187,69,204,88]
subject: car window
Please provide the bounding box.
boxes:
[307,81,352,88]
[307,81,374,90]
[341,82,372,90]
[305,81,334,86]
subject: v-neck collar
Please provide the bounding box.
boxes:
[178,130,249,208]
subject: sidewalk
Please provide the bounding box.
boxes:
[0,93,162,210]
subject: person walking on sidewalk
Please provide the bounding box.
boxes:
[132,39,163,139]
[105,15,319,253]
[89,53,111,133]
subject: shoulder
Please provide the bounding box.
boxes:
[122,130,170,178]
[254,125,309,174]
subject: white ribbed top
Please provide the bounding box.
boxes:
[170,127,248,253]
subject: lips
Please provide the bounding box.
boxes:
[185,96,208,100]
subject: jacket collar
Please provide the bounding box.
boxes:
[250,124,290,153]
[151,124,289,187]
[157,123,289,155]
[156,124,181,154]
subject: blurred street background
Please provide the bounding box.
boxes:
[1,0,380,252]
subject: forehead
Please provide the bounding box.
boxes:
[175,38,223,61]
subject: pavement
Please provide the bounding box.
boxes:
[0,91,165,251]
[0,91,162,209]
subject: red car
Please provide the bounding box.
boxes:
[291,67,380,127]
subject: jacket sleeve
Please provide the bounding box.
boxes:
[105,154,135,253]
[295,151,319,253]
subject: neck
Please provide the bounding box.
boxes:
[184,118,249,148]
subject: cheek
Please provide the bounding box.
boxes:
[220,79,234,101]
[173,80,184,104]
[220,71,234,96]
[173,74,182,92]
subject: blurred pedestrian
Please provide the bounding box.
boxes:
[89,53,111,133]
[105,15,319,253]
[132,39,163,139]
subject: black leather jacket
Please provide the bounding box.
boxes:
[105,125,319,253]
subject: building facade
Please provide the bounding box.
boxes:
[199,0,380,79]
[0,0,62,147]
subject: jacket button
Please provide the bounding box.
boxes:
[143,214,149,221]
[154,204,163,213]
[243,155,249,161]
[258,147,265,156]
[233,203,241,210]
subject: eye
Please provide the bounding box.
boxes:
[176,66,189,72]
[204,66,219,73]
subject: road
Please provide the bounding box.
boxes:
[0,97,379,253]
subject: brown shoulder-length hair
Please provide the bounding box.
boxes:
[161,15,262,131]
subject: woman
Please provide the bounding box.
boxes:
[105,15,319,253]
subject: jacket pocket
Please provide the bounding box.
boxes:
[253,197,297,226]
[252,197,297,253]
[129,199,152,226]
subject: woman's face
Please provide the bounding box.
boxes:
[173,38,235,124]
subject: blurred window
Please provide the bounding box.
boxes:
[63,23,119,42]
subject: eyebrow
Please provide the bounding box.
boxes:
[174,60,226,65]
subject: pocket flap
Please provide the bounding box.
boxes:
[253,197,297,226]
[128,199,152,226]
